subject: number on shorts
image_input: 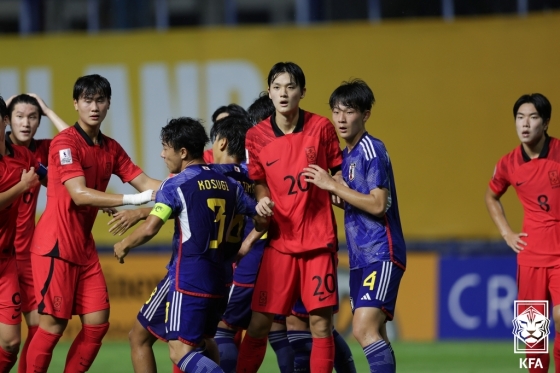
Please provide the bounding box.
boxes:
[363,271,377,291]
[207,198,226,249]
[145,286,158,304]
[165,301,170,323]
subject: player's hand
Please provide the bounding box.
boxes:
[151,190,157,201]
[20,167,39,191]
[303,164,335,191]
[108,209,144,235]
[101,207,118,216]
[256,197,274,217]
[26,93,49,114]
[504,232,528,253]
[114,241,130,264]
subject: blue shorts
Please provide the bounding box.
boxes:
[349,261,404,320]
[222,284,253,329]
[138,274,223,345]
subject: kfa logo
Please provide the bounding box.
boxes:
[512,300,550,369]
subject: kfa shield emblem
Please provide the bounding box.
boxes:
[349,163,356,181]
[305,146,317,165]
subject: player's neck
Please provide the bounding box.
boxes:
[180,158,205,171]
[76,120,101,144]
[8,132,31,148]
[522,134,547,159]
[345,128,366,152]
[274,109,299,134]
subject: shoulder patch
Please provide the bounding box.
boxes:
[59,149,73,165]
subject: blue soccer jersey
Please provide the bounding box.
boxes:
[342,132,406,270]
[154,164,257,297]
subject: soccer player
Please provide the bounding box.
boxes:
[0,95,41,372]
[26,74,160,373]
[485,93,558,372]
[203,104,249,164]
[113,117,267,373]
[236,62,343,373]
[6,93,70,373]
[303,79,406,373]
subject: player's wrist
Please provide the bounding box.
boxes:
[122,190,153,206]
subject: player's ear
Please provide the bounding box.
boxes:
[363,110,371,122]
[180,147,188,160]
[300,87,306,99]
[73,99,79,111]
[543,119,550,133]
[219,137,228,152]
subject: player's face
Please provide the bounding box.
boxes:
[331,104,370,142]
[9,103,41,146]
[515,103,548,146]
[73,93,110,128]
[161,142,182,173]
[268,73,305,116]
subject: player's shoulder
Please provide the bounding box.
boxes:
[248,118,273,138]
[354,132,387,160]
[303,110,332,128]
[11,143,35,159]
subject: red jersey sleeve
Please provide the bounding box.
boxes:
[323,119,342,170]
[49,135,84,184]
[489,155,511,196]
[111,139,143,183]
[246,127,266,181]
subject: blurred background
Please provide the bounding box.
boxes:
[2,0,560,359]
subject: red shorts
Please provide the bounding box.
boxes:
[32,254,110,319]
[251,248,337,315]
[517,265,560,306]
[0,256,22,325]
[16,257,36,313]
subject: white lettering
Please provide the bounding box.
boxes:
[487,275,516,327]
[448,273,481,329]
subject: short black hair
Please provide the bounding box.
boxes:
[7,94,43,118]
[267,62,305,91]
[247,92,275,124]
[210,115,253,161]
[160,117,209,160]
[0,96,7,119]
[513,93,551,123]
[329,79,375,113]
[211,104,248,124]
[73,74,112,101]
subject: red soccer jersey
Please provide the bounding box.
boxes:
[6,136,51,258]
[489,136,560,267]
[31,124,143,265]
[203,149,214,164]
[245,109,342,254]
[0,142,39,258]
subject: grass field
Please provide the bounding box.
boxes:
[10,339,537,372]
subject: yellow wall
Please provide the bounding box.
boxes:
[3,13,559,243]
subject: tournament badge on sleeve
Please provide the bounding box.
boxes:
[512,300,550,369]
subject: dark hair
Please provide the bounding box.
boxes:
[210,115,253,161]
[7,94,43,118]
[247,92,275,124]
[211,104,248,124]
[0,96,7,119]
[160,117,209,159]
[513,93,551,123]
[267,62,306,91]
[73,74,112,101]
[329,79,375,113]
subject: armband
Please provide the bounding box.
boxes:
[149,203,172,223]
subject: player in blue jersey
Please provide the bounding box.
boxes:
[303,79,406,373]
[113,117,269,373]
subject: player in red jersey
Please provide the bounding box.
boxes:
[0,95,41,372]
[203,104,249,164]
[485,93,559,373]
[26,75,161,373]
[236,62,342,373]
[6,93,70,373]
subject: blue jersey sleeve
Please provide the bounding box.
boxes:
[365,145,390,192]
[232,179,257,217]
[155,179,181,215]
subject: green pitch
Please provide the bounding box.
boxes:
[12,339,532,372]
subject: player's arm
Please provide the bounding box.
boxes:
[0,168,39,210]
[108,207,152,235]
[114,212,166,263]
[303,164,388,217]
[484,186,527,253]
[236,228,266,260]
[28,93,70,132]
[128,173,162,193]
[64,176,153,207]
[254,180,274,217]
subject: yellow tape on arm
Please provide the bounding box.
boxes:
[149,203,173,223]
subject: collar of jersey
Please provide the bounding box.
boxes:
[74,123,104,147]
[520,134,550,162]
[270,108,305,137]
[5,131,37,152]
[1,139,15,158]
